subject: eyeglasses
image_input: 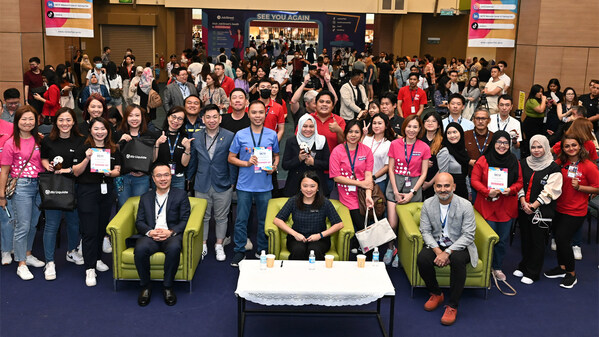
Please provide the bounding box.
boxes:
[5,102,19,106]
[474,117,488,121]
[169,116,184,122]
[153,173,171,178]
[186,101,201,106]
[496,141,510,146]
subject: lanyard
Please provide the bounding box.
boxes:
[449,116,462,125]
[410,88,418,106]
[497,116,509,131]
[344,143,359,175]
[155,196,168,220]
[440,203,451,229]
[250,127,264,148]
[167,133,180,162]
[205,131,219,152]
[404,140,416,168]
[265,104,271,118]
[370,137,385,155]
[474,131,490,154]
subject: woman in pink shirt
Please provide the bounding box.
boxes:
[329,120,374,252]
[0,106,46,280]
[385,115,430,266]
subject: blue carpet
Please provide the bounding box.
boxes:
[1,219,598,337]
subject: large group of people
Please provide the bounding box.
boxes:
[1,46,598,323]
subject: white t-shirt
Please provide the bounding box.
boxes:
[269,67,289,84]
[154,192,169,231]
[107,75,122,90]
[442,115,474,132]
[362,135,391,183]
[499,74,511,93]
[484,79,505,111]
[488,114,522,142]
[440,203,450,241]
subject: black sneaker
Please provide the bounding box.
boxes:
[230,252,245,267]
[559,273,577,289]
[544,266,566,279]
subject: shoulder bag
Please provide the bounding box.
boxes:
[355,208,396,253]
[5,146,35,199]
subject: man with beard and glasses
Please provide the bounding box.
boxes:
[416,172,478,326]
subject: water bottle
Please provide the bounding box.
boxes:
[372,247,379,264]
[308,250,316,270]
[260,250,267,270]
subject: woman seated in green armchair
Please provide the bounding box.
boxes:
[273,171,344,260]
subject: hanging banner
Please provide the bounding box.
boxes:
[45,0,94,38]
[202,10,365,59]
[468,0,518,48]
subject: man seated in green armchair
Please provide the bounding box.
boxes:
[416,173,477,326]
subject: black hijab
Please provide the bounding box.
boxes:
[483,130,520,186]
[442,122,470,175]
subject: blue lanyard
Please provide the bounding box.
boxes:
[409,88,418,105]
[450,116,462,125]
[155,196,168,219]
[497,116,508,131]
[250,127,264,148]
[440,203,451,229]
[404,140,416,168]
[167,133,180,162]
[474,131,490,154]
[344,143,359,175]
[208,89,215,104]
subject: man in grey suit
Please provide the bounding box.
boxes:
[417,172,478,326]
[163,67,198,113]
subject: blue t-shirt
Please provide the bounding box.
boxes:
[229,126,280,192]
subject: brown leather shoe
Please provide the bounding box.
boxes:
[441,305,458,325]
[424,292,444,311]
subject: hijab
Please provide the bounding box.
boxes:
[81,54,92,70]
[526,135,554,171]
[88,75,101,93]
[442,122,470,175]
[483,130,520,186]
[296,114,326,151]
[139,67,154,95]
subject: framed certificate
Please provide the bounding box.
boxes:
[487,167,508,191]
[90,148,111,173]
[253,147,272,173]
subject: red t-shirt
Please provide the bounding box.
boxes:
[42,84,61,117]
[24,70,44,101]
[552,140,598,161]
[311,112,346,153]
[263,99,285,132]
[397,86,427,117]
[556,159,599,216]
[220,76,235,97]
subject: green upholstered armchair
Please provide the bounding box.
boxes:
[106,196,207,292]
[396,202,499,298]
[264,198,354,261]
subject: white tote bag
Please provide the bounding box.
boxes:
[355,208,396,253]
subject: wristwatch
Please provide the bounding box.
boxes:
[444,248,452,255]
[409,188,416,194]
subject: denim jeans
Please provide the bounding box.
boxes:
[487,219,514,270]
[43,209,80,262]
[0,198,15,253]
[171,174,185,190]
[233,190,271,254]
[117,173,150,208]
[12,178,41,262]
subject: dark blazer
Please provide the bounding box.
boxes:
[281,137,330,197]
[78,85,111,109]
[163,81,198,113]
[135,188,191,236]
[188,127,236,193]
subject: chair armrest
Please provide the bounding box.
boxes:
[473,210,500,260]
[184,197,206,277]
[330,200,354,261]
[106,197,139,279]
[396,203,424,243]
[265,198,286,258]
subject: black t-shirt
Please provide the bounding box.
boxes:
[478,68,491,82]
[78,121,119,143]
[292,105,308,128]
[73,143,122,184]
[221,113,251,135]
[378,62,392,83]
[579,94,598,130]
[155,131,187,174]
[40,134,86,169]
[389,115,404,138]
[306,75,322,91]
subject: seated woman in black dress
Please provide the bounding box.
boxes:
[273,171,344,260]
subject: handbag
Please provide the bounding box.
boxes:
[359,184,386,219]
[147,89,163,109]
[120,138,154,174]
[38,173,76,211]
[5,147,35,199]
[355,208,396,253]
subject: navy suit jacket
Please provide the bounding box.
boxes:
[188,128,236,193]
[135,187,191,236]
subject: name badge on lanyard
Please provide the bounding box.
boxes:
[101,183,108,194]
[567,163,578,178]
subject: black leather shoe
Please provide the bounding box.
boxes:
[163,287,177,306]
[138,287,151,307]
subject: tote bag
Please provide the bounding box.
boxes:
[38,173,76,211]
[355,208,396,253]
[120,138,153,174]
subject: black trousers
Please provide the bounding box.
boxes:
[287,234,330,260]
[417,246,470,308]
[77,183,115,270]
[517,210,550,280]
[553,212,585,272]
[134,235,183,288]
[349,209,366,254]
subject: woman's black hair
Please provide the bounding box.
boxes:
[367,112,396,140]
[42,68,60,87]
[343,119,363,138]
[161,106,188,136]
[527,84,544,102]
[436,76,450,96]
[106,61,118,80]
[295,171,325,211]
[107,106,122,126]
[466,76,479,91]
[547,78,561,92]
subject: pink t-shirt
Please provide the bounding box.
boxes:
[329,143,374,210]
[0,120,14,150]
[388,138,431,177]
[1,136,44,178]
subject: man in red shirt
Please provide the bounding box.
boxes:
[311,90,345,153]
[257,79,285,142]
[23,56,43,105]
[215,63,235,97]
[397,72,427,117]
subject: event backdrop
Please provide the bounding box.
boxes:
[468,0,518,48]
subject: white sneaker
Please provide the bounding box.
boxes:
[26,255,45,268]
[44,261,56,281]
[513,269,524,278]
[96,260,109,272]
[202,244,208,260]
[66,250,84,265]
[77,239,83,256]
[550,238,556,251]
[223,236,231,246]
[245,238,253,251]
[17,265,34,280]
[85,268,97,287]
[521,276,534,285]
[102,236,112,253]
[215,244,226,261]
[573,246,582,260]
[1,251,12,265]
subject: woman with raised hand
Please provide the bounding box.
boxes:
[153,106,192,190]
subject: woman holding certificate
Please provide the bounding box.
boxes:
[544,135,599,289]
[73,117,121,287]
[471,130,523,282]
[0,106,46,280]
